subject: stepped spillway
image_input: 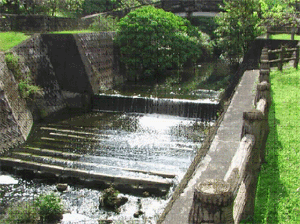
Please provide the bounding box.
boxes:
[1,112,207,194]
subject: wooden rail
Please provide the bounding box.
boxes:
[266,26,299,40]
[263,46,299,71]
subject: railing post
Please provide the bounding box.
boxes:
[266,26,270,39]
[279,46,284,71]
[294,45,299,69]
[241,110,264,219]
[189,179,234,224]
[260,48,270,83]
[291,26,296,40]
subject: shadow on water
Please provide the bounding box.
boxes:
[108,59,231,100]
[252,91,287,224]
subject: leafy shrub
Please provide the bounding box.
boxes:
[115,6,212,80]
[2,201,40,224]
[35,193,64,223]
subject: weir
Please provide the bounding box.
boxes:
[92,94,219,120]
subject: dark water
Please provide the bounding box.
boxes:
[107,59,231,100]
[1,111,212,223]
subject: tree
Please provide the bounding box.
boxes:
[259,0,299,27]
[115,6,211,80]
[214,0,263,63]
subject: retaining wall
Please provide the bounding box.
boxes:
[0,32,119,152]
[0,53,32,154]
[0,14,79,32]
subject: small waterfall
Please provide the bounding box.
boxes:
[92,94,219,120]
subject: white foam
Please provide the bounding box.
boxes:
[0,175,18,185]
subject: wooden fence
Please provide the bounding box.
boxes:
[266,26,299,40]
[263,46,299,71]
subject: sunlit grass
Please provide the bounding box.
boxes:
[254,67,300,223]
[269,33,300,40]
[0,32,31,51]
[48,30,96,34]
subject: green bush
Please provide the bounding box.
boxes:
[2,201,40,224]
[115,6,212,80]
[35,193,64,223]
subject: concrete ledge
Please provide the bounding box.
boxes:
[159,70,259,224]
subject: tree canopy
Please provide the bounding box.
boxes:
[115,5,212,80]
[214,0,263,63]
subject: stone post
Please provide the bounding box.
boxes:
[255,81,271,112]
[189,179,234,224]
[240,110,264,220]
[260,48,270,83]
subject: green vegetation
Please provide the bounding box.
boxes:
[254,67,300,223]
[269,34,300,40]
[1,192,63,223]
[0,32,30,51]
[35,193,64,222]
[115,5,212,80]
[1,201,40,224]
[48,29,96,34]
[5,52,42,99]
[214,0,263,63]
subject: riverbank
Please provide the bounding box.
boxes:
[254,67,300,223]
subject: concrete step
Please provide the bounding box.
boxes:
[40,126,111,138]
[11,152,176,179]
[17,146,83,160]
[0,157,173,193]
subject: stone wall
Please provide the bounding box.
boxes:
[0,14,79,32]
[74,32,122,93]
[12,34,67,118]
[0,53,31,154]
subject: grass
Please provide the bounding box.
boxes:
[0,32,31,51]
[254,67,300,223]
[269,33,300,40]
[48,29,96,34]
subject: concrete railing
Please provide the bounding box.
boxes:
[188,48,271,223]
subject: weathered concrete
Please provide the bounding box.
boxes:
[160,70,259,224]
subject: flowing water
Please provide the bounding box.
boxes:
[0,110,212,223]
[0,60,230,222]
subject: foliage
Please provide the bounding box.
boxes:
[115,6,211,80]
[35,193,64,223]
[101,186,120,210]
[5,52,42,100]
[214,0,263,63]
[259,0,299,27]
[89,14,119,31]
[188,16,219,40]
[2,201,40,224]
